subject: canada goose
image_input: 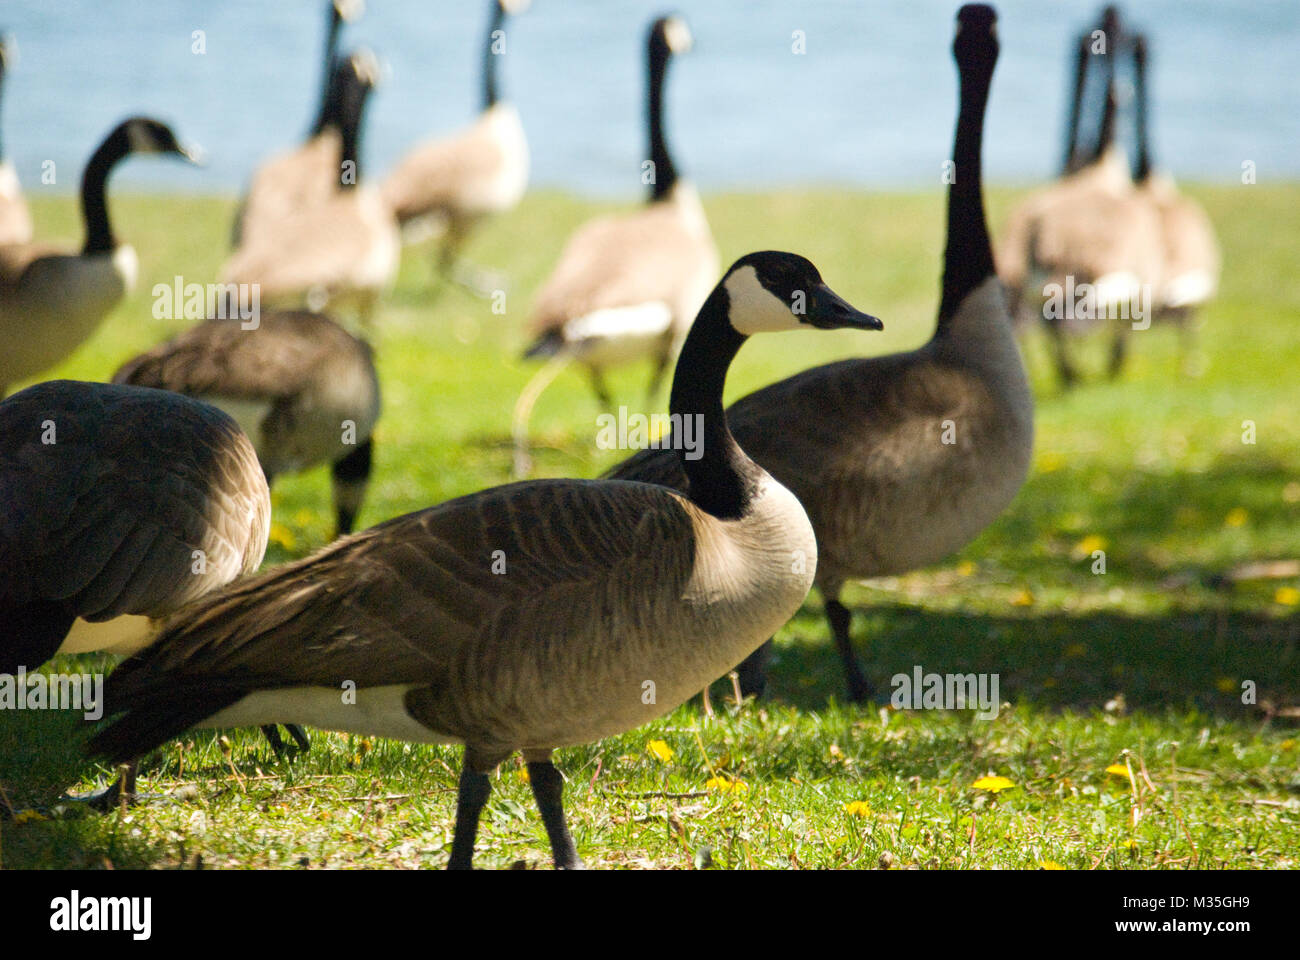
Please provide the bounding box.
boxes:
[0,117,201,398]
[381,0,530,294]
[88,251,884,870]
[0,380,299,799]
[996,8,1163,387]
[113,310,381,537]
[608,4,1031,704]
[512,14,718,477]
[1131,33,1219,363]
[0,33,32,246]
[221,51,398,326]
[232,0,366,249]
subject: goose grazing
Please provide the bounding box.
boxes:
[512,14,717,477]
[232,0,366,249]
[0,380,301,798]
[0,33,32,246]
[1130,33,1219,365]
[0,118,201,398]
[113,310,381,537]
[380,0,530,294]
[221,51,398,326]
[608,4,1031,704]
[88,251,884,870]
[996,6,1163,386]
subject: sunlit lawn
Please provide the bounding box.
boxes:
[2,182,1298,869]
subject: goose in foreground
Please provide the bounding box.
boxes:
[88,251,884,870]
[0,118,201,397]
[1130,33,1218,368]
[996,8,1164,386]
[232,0,366,249]
[380,0,530,294]
[221,51,398,326]
[0,381,300,798]
[0,33,32,245]
[608,4,1032,704]
[113,310,381,537]
[512,14,717,477]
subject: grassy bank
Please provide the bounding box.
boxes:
[2,183,1299,869]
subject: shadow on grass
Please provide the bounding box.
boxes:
[761,600,1299,718]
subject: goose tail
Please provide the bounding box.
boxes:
[86,676,248,766]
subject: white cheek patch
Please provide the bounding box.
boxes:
[725,265,803,334]
[664,18,693,54]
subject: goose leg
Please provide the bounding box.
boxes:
[448,765,493,871]
[525,752,583,870]
[1044,318,1079,389]
[1107,321,1129,379]
[331,437,374,536]
[734,640,771,699]
[260,723,311,755]
[588,367,613,409]
[825,594,872,703]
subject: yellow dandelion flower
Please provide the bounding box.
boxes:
[1224,507,1249,528]
[1011,589,1034,607]
[972,775,1015,793]
[956,561,976,577]
[1105,763,1131,779]
[1073,534,1107,558]
[1274,586,1300,606]
[1121,839,1139,850]
[269,522,297,550]
[516,767,530,784]
[646,739,674,764]
[1215,676,1238,695]
[1039,452,1066,473]
[844,801,871,817]
[1039,860,1065,870]
[1280,740,1296,752]
[706,776,748,794]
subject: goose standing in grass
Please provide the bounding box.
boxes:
[0,380,301,799]
[381,0,530,295]
[512,14,717,477]
[0,33,32,245]
[232,0,365,248]
[88,251,884,870]
[113,310,381,537]
[1130,33,1218,371]
[221,51,398,327]
[609,4,1030,704]
[0,118,201,397]
[996,7,1163,387]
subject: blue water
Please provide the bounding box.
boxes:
[2,0,1296,196]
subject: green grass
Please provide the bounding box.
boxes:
[2,183,1299,869]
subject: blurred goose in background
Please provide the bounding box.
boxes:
[232,0,366,248]
[114,310,381,537]
[0,380,290,798]
[512,14,717,477]
[0,33,32,245]
[996,6,1163,387]
[0,117,201,397]
[88,251,883,870]
[221,50,398,327]
[381,0,530,296]
[1131,32,1219,372]
[608,4,1031,705]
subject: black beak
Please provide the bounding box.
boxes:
[809,283,884,331]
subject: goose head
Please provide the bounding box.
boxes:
[334,0,365,23]
[721,252,883,336]
[120,117,205,166]
[954,4,997,70]
[650,15,693,57]
[0,33,14,75]
[498,0,531,15]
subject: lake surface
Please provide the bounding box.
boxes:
[2,0,1295,196]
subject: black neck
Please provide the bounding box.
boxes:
[1090,50,1118,163]
[311,4,344,135]
[1062,34,1089,174]
[1133,41,1152,181]
[482,2,505,110]
[0,61,7,161]
[647,38,678,202]
[936,51,996,330]
[669,285,760,519]
[338,78,367,188]
[81,126,132,254]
